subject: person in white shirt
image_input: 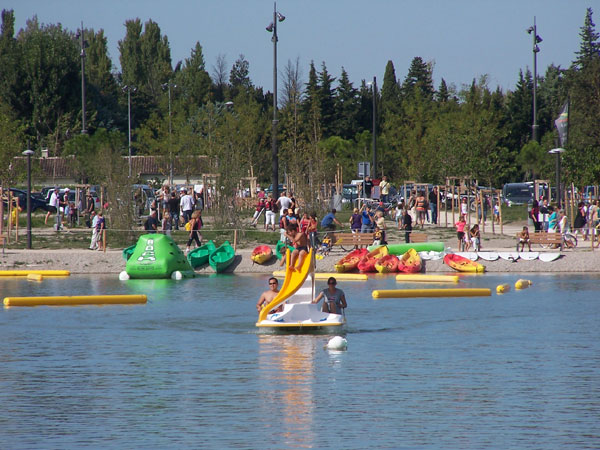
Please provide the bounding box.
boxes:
[180,189,195,224]
[276,191,292,219]
[45,187,60,225]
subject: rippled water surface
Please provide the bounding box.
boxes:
[1,272,599,449]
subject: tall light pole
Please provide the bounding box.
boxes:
[527,18,542,142]
[266,2,285,200]
[76,22,87,134]
[123,85,136,177]
[22,147,34,249]
[367,77,378,176]
[162,82,177,185]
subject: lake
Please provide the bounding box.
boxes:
[1,273,599,449]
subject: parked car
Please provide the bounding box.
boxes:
[342,184,358,204]
[502,182,534,207]
[4,188,49,212]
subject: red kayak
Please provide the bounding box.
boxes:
[375,254,399,273]
[397,248,422,273]
[334,248,368,273]
[357,246,388,273]
[251,245,272,264]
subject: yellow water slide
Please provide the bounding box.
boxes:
[257,248,313,322]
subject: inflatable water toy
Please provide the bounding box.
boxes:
[251,245,273,264]
[396,274,459,283]
[188,240,216,268]
[496,284,510,294]
[257,249,346,331]
[515,279,532,289]
[0,270,69,277]
[334,248,368,273]
[444,253,485,273]
[369,242,445,254]
[372,288,491,299]
[397,248,422,273]
[4,294,147,307]
[209,241,235,272]
[357,246,388,273]
[124,234,194,279]
[375,254,399,273]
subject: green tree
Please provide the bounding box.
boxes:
[380,60,401,114]
[318,62,336,137]
[573,8,600,70]
[176,41,212,110]
[333,67,360,139]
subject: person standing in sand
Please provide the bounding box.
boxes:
[256,277,282,313]
[285,223,309,271]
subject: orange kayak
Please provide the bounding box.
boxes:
[397,248,422,273]
[251,245,273,264]
[334,248,368,273]
[358,246,389,273]
[375,254,399,273]
[444,253,485,273]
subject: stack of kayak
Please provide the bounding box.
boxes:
[333,245,425,274]
[334,248,368,273]
[187,240,236,273]
[358,246,389,273]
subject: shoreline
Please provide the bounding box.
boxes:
[1,245,598,274]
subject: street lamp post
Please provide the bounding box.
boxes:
[367,77,378,176]
[22,147,35,249]
[266,2,285,200]
[76,22,87,134]
[123,85,136,177]
[527,18,542,142]
[162,82,177,185]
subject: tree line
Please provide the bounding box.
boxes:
[0,8,599,198]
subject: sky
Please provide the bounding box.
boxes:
[3,0,590,95]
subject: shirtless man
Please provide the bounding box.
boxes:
[285,223,309,271]
[256,277,282,313]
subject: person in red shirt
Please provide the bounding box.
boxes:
[455,215,467,251]
[251,197,266,227]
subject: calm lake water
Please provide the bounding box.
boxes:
[1,272,599,449]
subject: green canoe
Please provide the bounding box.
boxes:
[123,244,136,261]
[275,240,294,260]
[209,241,236,272]
[187,240,216,268]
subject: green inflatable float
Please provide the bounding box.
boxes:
[121,234,195,280]
[367,242,445,254]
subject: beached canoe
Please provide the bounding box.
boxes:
[334,248,368,273]
[375,254,399,273]
[251,245,273,264]
[397,248,422,273]
[357,246,388,273]
[187,240,216,268]
[209,241,236,272]
[275,240,294,260]
[444,253,485,273]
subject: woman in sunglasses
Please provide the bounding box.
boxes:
[312,277,347,314]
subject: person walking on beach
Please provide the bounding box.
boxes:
[45,187,60,225]
[400,208,412,243]
[185,210,203,255]
[256,277,282,314]
[264,195,276,231]
[95,211,106,251]
[456,215,467,251]
[180,189,194,225]
[312,277,347,314]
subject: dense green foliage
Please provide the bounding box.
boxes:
[1,8,600,195]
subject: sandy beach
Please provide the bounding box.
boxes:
[1,227,599,274]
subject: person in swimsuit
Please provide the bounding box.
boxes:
[256,277,282,314]
[312,277,347,314]
[285,222,309,271]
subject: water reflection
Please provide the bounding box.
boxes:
[258,335,317,448]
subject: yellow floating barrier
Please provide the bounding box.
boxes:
[396,274,459,283]
[0,270,70,277]
[496,284,510,294]
[515,279,532,290]
[272,271,368,281]
[372,288,491,299]
[26,273,44,282]
[3,295,147,307]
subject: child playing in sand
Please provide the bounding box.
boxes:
[518,226,531,252]
[469,224,481,251]
[455,215,467,251]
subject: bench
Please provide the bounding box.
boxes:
[332,232,375,250]
[516,232,563,250]
[409,232,428,243]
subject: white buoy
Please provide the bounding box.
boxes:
[171,271,183,280]
[325,336,348,351]
[118,271,130,281]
